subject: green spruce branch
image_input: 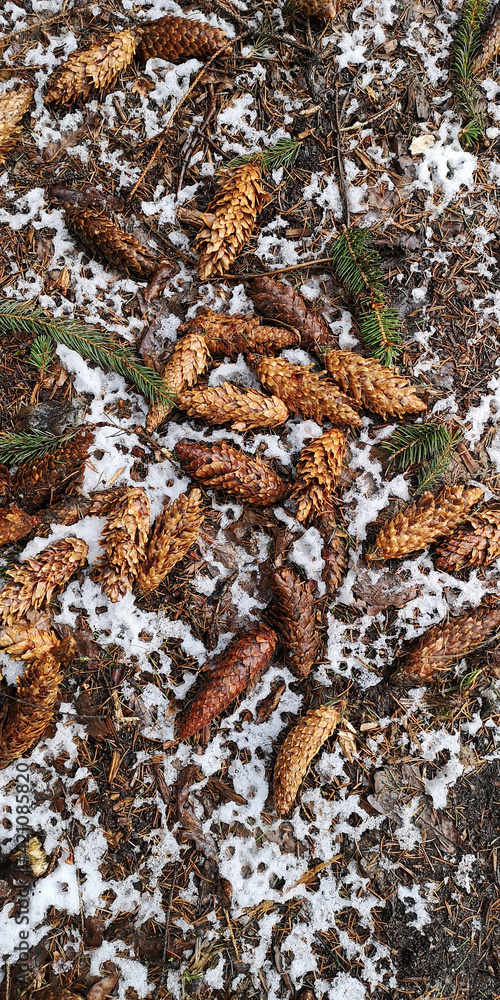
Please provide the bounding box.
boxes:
[27,334,54,374]
[227,138,302,174]
[452,0,489,146]
[0,300,175,406]
[0,428,79,466]
[381,422,462,493]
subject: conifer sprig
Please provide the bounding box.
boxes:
[381,423,462,494]
[0,300,175,406]
[227,138,302,174]
[452,0,489,146]
[28,334,54,374]
[0,428,80,467]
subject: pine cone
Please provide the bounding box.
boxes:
[177,382,288,431]
[0,83,34,164]
[312,510,349,596]
[292,0,339,16]
[270,567,320,679]
[137,15,229,62]
[174,439,288,506]
[396,602,500,684]
[248,276,333,349]
[136,490,205,594]
[0,653,63,768]
[178,625,277,739]
[366,486,484,562]
[146,328,211,433]
[292,429,347,523]
[0,620,59,661]
[434,504,500,571]
[273,703,342,816]
[0,465,12,506]
[0,506,41,547]
[12,428,94,512]
[44,29,137,105]
[0,537,89,625]
[92,488,150,602]
[188,309,299,357]
[196,162,270,280]
[254,356,361,427]
[61,205,165,279]
[323,350,426,419]
[472,6,500,75]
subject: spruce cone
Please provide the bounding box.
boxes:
[270,567,320,679]
[292,429,347,523]
[136,490,205,594]
[196,162,270,280]
[0,507,40,547]
[472,6,500,75]
[45,29,137,105]
[273,703,342,816]
[146,329,211,433]
[174,439,288,506]
[396,602,500,684]
[137,15,229,62]
[0,537,89,625]
[0,653,63,768]
[0,466,12,506]
[0,620,59,661]
[248,276,333,349]
[323,350,426,419]
[61,205,169,280]
[312,510,349,596]
[292,0,339,16]
[254,356,361,427]
[366,486,484,562]
[188,309,299,357]
[178,625,277,739]
[93,488,150,602]
[177,382,288,431]
[12,429,94,512]
[0,83,34,164]
[434,504,500,571]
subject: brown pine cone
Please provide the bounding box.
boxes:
[270,567,320,679]
[61,205,172,280]
[292,429,347,523]
[178,625,277,739]
[45,29,137,105]
[0,620,59,661]
[137,15,229,62]
[312,510,349,596]
[0,465,12,505]
[0,537,89,625]
[11,428,94,512]
[146,328,211,433]
[434,504,500,571]
[292,0,339,16]
[196,162,270,280]
[366,485,484,562]
[177,382,288,431]
[186,309,300,357]
[396,602,500,684]
[472,6,500,75]
[0,83,34,164]
[0,506,41,547]
[174,439,288,506]
[0,653,63,768]
[273,703,342,816]
[93,488,150,602]
[248,276,333,349]
[254,356,361,427]
[136,490,205,594]
[323,350,426,419]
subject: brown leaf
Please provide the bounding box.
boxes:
[352,568,420,616]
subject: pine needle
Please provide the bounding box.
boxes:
[381,423,456,471]
[27,334,54,374]
[0,299,176,406]
[0,428,79,466]
[227,138,302,173]
[452,0,489,145]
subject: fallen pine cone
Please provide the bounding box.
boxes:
[254,356,361,427]
[178,625,277,739]
[174,438,288,506]
[292,428,347,524]
[395,602,500,684]
[137,15,229,62]
[136,490,205,594]
[0,619,59,661]
[0,83,34,164]
[273,703,342,816]
[248,276,333,349]
[189,309,300,357]
[0,537,89,625]
[0,506,41,547]
[270,566,320,679]
[177,382,288,431]
[12,428,94,512]
[434,503,500,571]
[472,5,500,75]
[312,510,349,596]
[146,328,211,433]
[366,485,484,562]
[0,652,63,768]
[291,0,339,16]
[93,487,150,602]
[59,204,176,281]
[322,349,426,420]
[45,29,137,105]
[196,162,270,280]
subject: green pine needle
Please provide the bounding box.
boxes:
[0,428,79,467]
[330,227,385,298]
[227,138,302,173]
[452,0,489,82]
[358,302,402,366]
[0,300,175,406]
[460,113,486,146]
[381,423,462,492]
[27,334,54,373]
[415,449,455,495]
